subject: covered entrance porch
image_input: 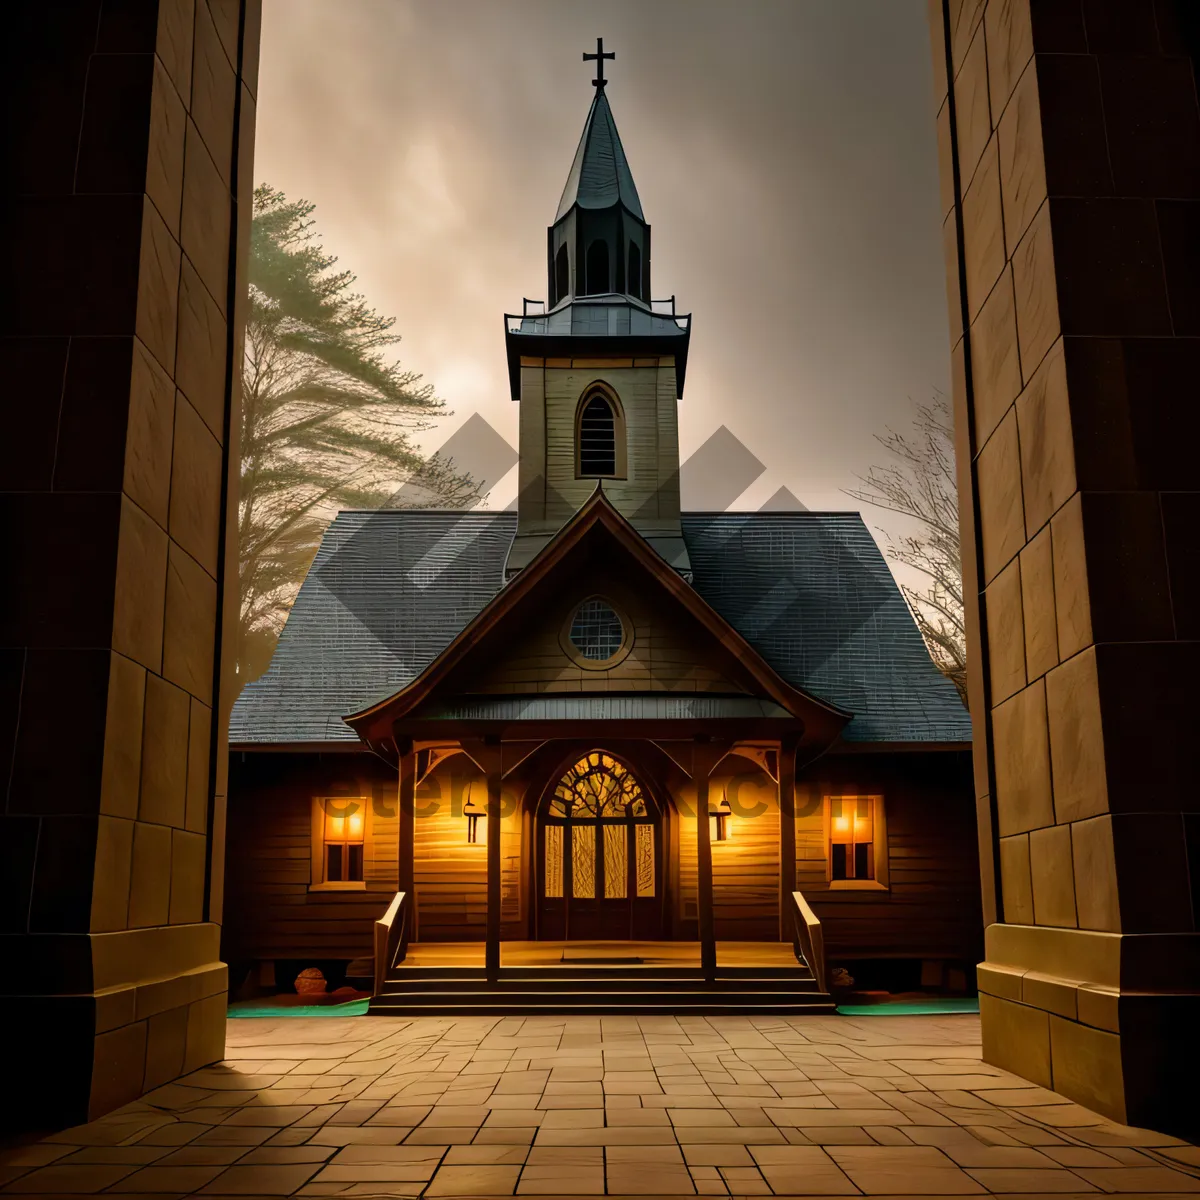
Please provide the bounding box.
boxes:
[369,937,832,1016]
[357,717,836,1014]
[340,492,851,1013]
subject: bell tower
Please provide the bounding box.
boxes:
[503,40,692,580]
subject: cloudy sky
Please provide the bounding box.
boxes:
[254,0,949,519]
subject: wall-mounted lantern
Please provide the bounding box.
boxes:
[710,793,732,843]
[463,786,485,845]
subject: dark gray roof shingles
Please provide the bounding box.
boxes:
[556,90,644,221]
[229,510,970,746]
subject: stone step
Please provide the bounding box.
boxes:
[367,989,837,1016]
[382,972,820,994]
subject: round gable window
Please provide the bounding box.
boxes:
[563,597,631,668]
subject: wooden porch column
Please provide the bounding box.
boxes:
[693,738,727,984]
[396,737,415,898]
[485,742,503,984]
[778,737,798,942]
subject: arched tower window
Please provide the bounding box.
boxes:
[585,239,610,295]
[554,244,570,305]
[577,389,625,478]
[627,243,642,300]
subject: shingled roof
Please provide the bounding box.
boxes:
[229,510,970,747]
[555,90,644,221]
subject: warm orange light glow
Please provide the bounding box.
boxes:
[348,812,363,837]
[328,815,344,839]
[834,816,850,833]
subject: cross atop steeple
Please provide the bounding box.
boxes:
[583,37,615,90]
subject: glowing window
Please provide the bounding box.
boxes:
[322,799,365,883]
[826,795,887,888]
[569,599,623,662]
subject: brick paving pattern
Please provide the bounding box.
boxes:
[2,1013,1198,1197]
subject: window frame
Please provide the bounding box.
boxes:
[574,384,627,480]
[309,795,370,892]
[558,595,634,671]
[823,794,888,891]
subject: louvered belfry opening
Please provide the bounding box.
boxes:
[578,392,617,476]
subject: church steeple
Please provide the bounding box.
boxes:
[548,42,651,307]
[503,41,692,581]
[555,91,644,224]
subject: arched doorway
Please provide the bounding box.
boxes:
[537,751,664,940]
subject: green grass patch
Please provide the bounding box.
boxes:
[837,998,979,1016]
[227,999,369,1018]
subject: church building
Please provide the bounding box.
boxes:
[227,47,977,1012]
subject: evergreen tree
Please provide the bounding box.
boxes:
[239,185,477,683]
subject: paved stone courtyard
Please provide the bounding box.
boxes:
[2,1013,1197,1198]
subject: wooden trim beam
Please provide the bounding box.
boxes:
[391,718,806,742]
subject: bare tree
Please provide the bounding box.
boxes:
[845,393,967,707]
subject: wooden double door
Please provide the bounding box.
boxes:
[536,751,664,940]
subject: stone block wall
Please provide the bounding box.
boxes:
[928,0,1200,1134]
[2,0,259,1129]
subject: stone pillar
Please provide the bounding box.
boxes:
[929,0,1200,1133]
[2,0,259,1129]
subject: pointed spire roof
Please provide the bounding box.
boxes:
[555,90,644,222]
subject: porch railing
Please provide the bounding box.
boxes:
[373,891,410,997]
[790,890,827,995]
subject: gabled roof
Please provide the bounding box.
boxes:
[344,489,849,745]
[230,507,970,747]
[555,90,644,222]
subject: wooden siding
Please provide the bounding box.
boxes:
[714,772,780,941]
[676,779,697,932]
[223,752,398,963]
[673,770,780,941]
[412,764,523,942]
[516,364,682,539]
[225,754,525,963]
[460,570,748,696]
[795,751,982,963]
[224,749,979,966]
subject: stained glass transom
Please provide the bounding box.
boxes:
[550,752,648,818]
[569,599,623,662]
